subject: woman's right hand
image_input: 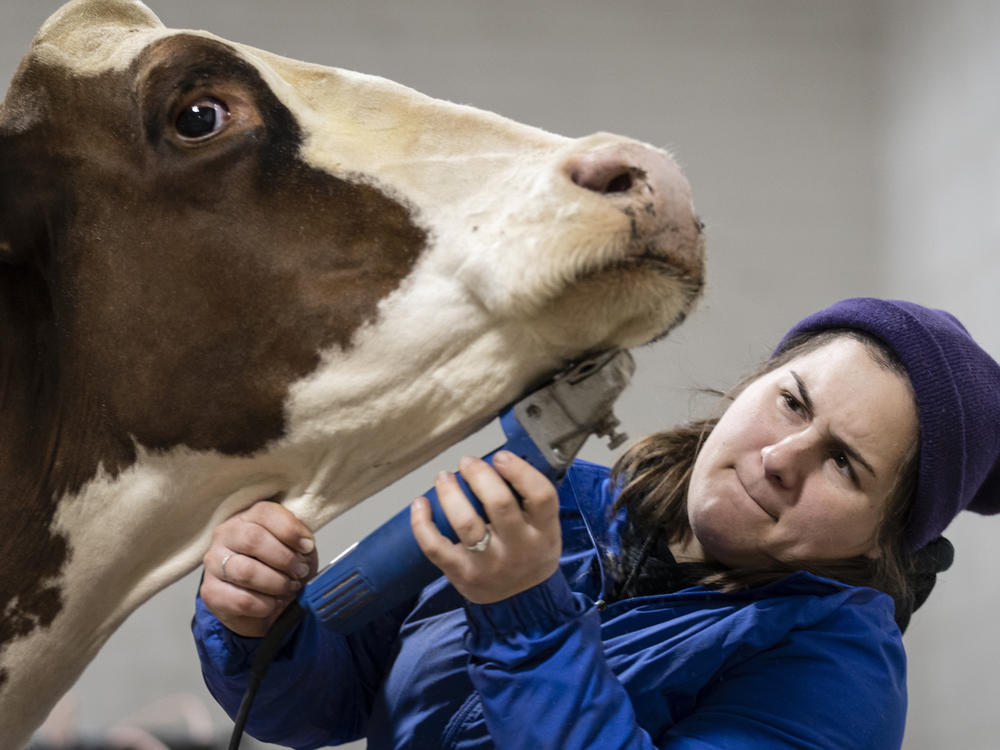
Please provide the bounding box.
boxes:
[200,500,318,637]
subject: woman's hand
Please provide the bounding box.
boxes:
[200,500,318,637]
[410,451,562,604]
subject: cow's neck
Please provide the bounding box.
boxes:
[0,284,543,745]
[0,266,159,741]
[0,262,138,541]
[0,365,301,744]
[0,266,87,639]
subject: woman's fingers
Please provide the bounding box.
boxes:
[427,453,560,546]
[211,503,316,580]
[229,501,318,576]
[201,500,318,637]
[453,456,520,535]
[214,547,303,597]
[486,451,560,529]
[200,564,294,638]
[411,453,562,604]
[434,468,492,549]
[410,495,465,571]
[456,452,560,536]
[201,569,293,620]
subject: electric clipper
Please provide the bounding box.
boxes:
[300,347,636,633]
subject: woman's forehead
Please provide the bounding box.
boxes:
[774,338,918,463]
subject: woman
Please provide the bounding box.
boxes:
[193,297,1000,749]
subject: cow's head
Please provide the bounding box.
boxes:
[0,0,703,743]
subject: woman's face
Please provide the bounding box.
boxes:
[685,337,918,568]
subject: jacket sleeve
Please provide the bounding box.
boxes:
[192,593,411,749]
[464,571,660,749]
[463,573,906,750]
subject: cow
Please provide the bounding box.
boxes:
[0,0,704,745]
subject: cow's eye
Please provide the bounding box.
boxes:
[175,98,230,140]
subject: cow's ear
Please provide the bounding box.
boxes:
[0,136,18,265]
[33,0,164,65]
[0,134,41,267]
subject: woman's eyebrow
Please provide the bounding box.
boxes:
[790,370,877,479]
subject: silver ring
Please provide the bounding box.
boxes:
[465,527,491,553]
[221,552,235,582]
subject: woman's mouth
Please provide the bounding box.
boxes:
[734,468,778,521]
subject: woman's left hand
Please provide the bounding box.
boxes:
[410,451,562,604]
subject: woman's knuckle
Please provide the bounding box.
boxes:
[247,500,275,519]
[247,524,277,553]
[233,589,266,617]
[491,495,518,514]
[231,588,254,611]
[530,484,557,503]
[225,556,246,584]
[422,545,447,567]
[454,567,477,588]
[271,545,295,569]
[199,578,217,602]
[453,518,481,538]
[209,524,230,546]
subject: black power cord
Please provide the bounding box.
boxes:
[227,601,307,750]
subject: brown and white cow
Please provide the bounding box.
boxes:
[0,0,704,744]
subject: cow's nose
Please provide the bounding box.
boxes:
[564,142,703,274]
[569,151,644,195]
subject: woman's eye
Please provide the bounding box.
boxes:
[175,98,230,140]
[781,391,804,415]
[832,451,856,480]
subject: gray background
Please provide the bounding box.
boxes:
[4,1,997,748]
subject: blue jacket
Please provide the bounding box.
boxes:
[193,460,907,749]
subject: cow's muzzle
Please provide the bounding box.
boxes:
[564,141,704,276]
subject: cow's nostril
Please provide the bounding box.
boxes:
[569,158,641,196]
[604,171,635,194]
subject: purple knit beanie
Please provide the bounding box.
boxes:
[775,297,1000,553]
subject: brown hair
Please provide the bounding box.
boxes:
[609,330,921,628]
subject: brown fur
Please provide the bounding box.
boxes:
[0,34,426,674]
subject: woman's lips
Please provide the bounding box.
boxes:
[734,468,778,520]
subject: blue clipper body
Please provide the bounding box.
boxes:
[299,349,635,635]
[300,409,555,634]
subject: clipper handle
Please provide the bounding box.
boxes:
[300,409,559,634]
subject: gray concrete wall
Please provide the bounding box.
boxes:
[3,2,992,748]
[882,2,1000,748]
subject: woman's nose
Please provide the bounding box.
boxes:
[761,431,817,489]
